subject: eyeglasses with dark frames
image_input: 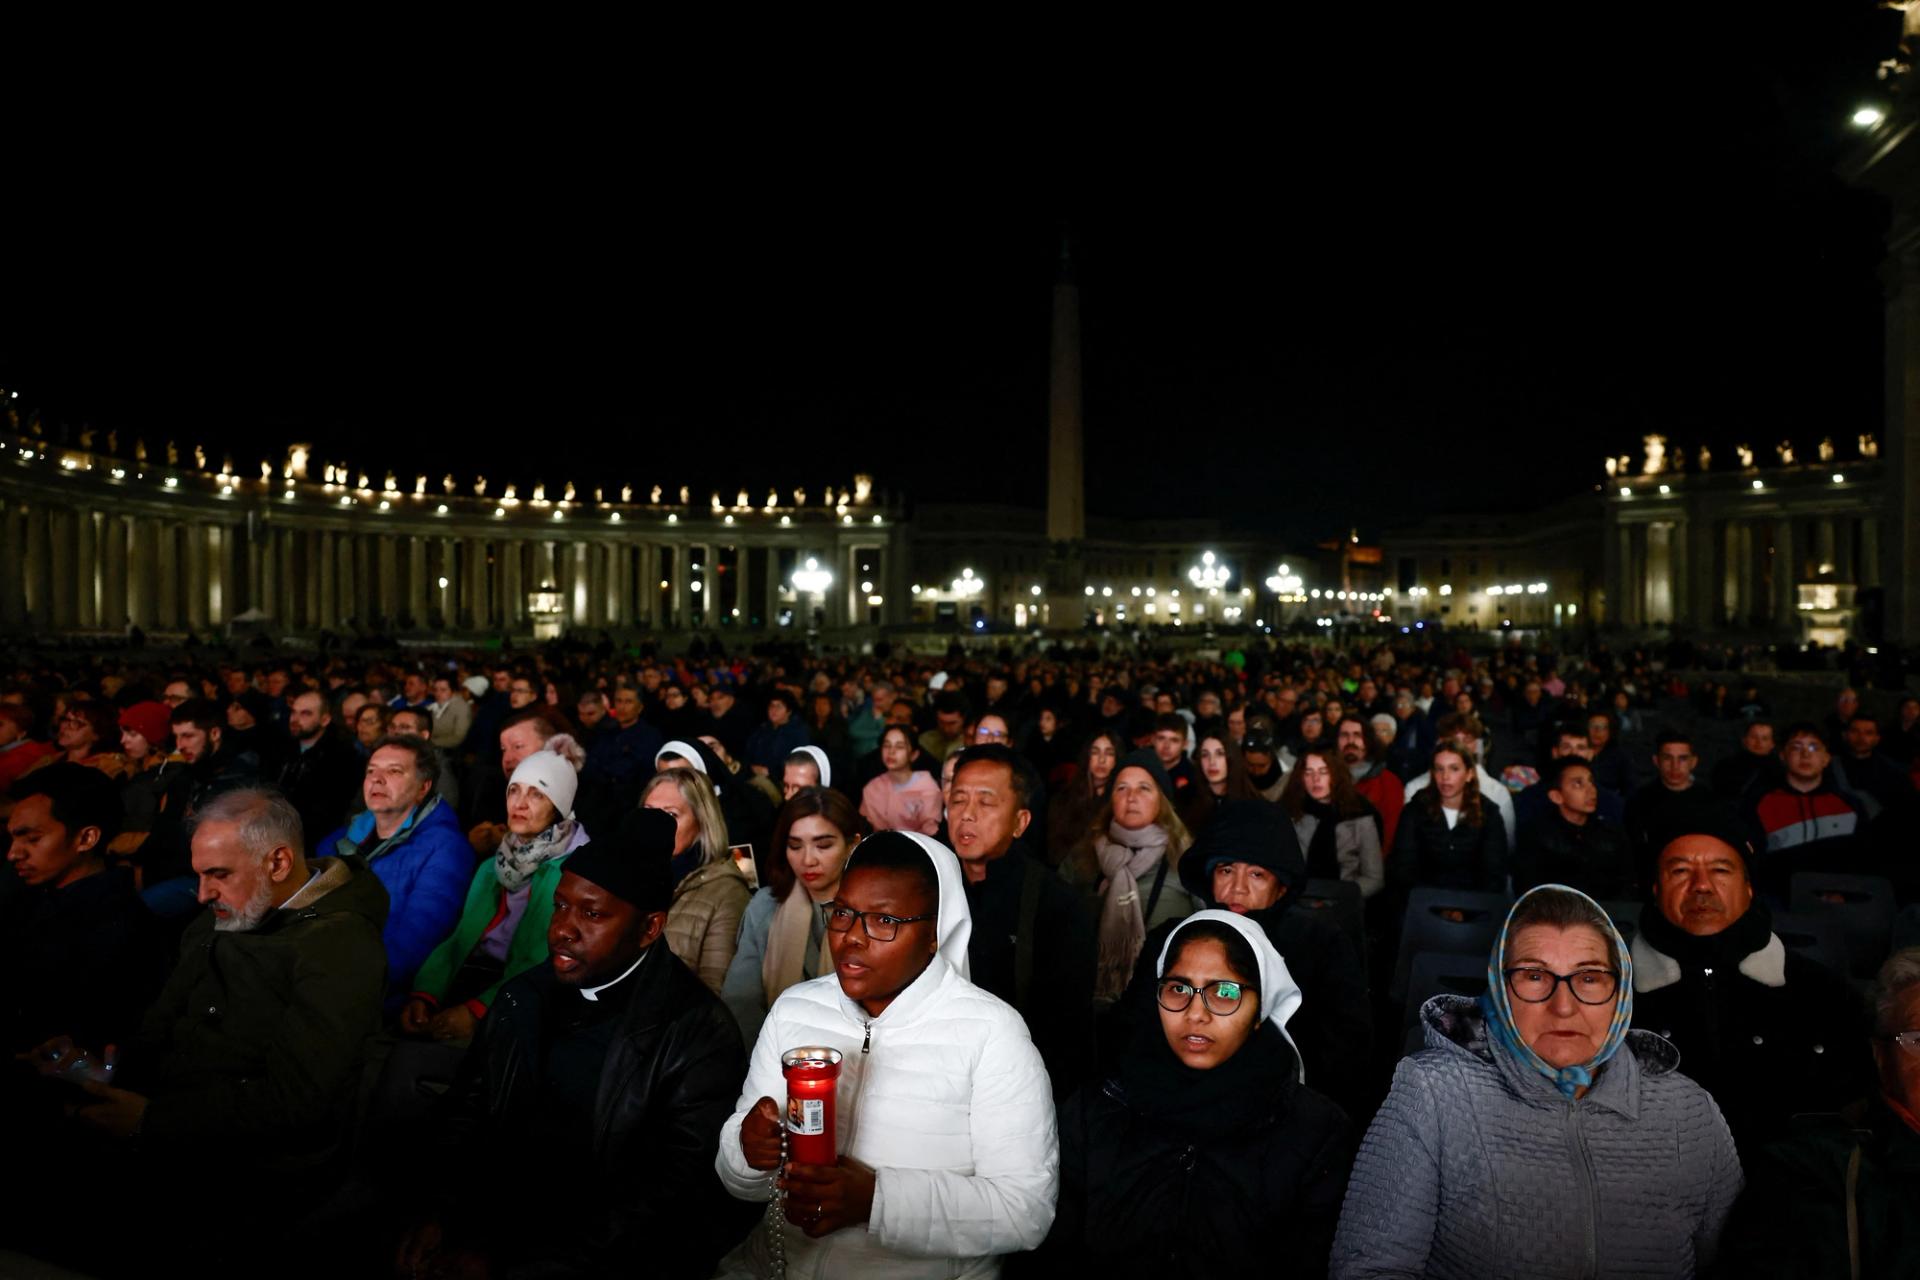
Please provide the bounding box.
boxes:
[1504,967,1620,1005]
[1156,976,1249,1016]
[825,905,935,942]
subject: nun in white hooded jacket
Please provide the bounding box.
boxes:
[715,830,1059,1279]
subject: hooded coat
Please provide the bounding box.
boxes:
[1045,912,1353,1278]
[130,855,389,1163]
[1331,900,1742,1280]
[714,831,1059,1279]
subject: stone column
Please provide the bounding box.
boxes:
[701,549,717,625]
[668,543,686,629]
[502,539,523,628]
[0,504,27,628]
[73,508,98,628]
[1862,515,1882,589]
[408,535,428,628]
[46,507,75,630]
[129,518,157,629]
[764,546,781,629]
[155,522,180,630]
[466,537,489,629]
[206,524,227,627]
[317,530,336,630]
[377,534,398,623]
[1774,516,1798,631]
[100,513,127,630]
[1815,517,1837,576]
[1835,515,1856,584]
[184,523,209,631]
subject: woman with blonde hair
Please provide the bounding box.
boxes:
[1069,749,1199,1004]
[641,765,749,996]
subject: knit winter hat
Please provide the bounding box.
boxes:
[510,747,579,820]
[1114,748,1174,802]
[463,675,490,698]
[118,701,172,748]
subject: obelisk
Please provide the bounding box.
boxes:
[1045,233,1087,627]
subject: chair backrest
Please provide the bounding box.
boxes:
[1297,877,1367,963]
[1789,872,1898,978]
[1771,910,1853,979]
[1390,887,1512,1001]
[1402,949,1490,1031]
[1597,898,1644,948]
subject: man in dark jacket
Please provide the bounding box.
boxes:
[2,763,159,1054]
[137,697,262,919]
[949,745,1098,1098]
[1712,719,1781,802]
[9,786,388,1273]
[1513,756,1635,900]
[1631,820,1873,1156]
[1623,728,1732,893]
[398,811,750,1279]
[1716,947,1920,1278]
[277,688,360,849]
[584,685,663,804]
[1512,721,1627,832]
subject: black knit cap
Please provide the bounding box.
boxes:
[1114,748,1175,802]
[1179,800,1308,902]
[1651,811,1758,865]
[567,807,677,913]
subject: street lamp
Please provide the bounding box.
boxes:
[1188,550,1231,591]
[952,568,983,598]
[792,557,833,593]
[1264,563,1304,595]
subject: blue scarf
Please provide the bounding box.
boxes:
[1478,883,1634,1100]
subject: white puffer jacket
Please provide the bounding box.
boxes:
[715,832,1059,1279]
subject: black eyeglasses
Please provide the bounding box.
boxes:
[1504,967,1620,1005]
[1156,977,1249,1016]
[825,905,935,942]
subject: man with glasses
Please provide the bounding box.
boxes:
[717,830,1057,1276]
[1745,723,1871,902]
[1630,820,1872,1155]
[1719,947,1920,1275]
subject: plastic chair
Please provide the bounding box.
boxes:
[1297,877,1367,964]
[1789,872,1898,978]
[1597,898,1644,948]
[1770,911,1852,979]
[1402,949,1490,1031]
[1389,887,1512,1001]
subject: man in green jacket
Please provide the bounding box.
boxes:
[1719,947,1920,1278]
[15,786,387,1271]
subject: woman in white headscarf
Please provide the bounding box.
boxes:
[1043,909,1355,1276]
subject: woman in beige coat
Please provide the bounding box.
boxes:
[642,766,749,995]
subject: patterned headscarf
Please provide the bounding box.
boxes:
[1478,883,1634,1100]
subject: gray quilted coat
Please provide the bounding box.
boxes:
[1331,995,1741,1279]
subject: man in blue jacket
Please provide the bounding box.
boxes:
[321,735,472,999]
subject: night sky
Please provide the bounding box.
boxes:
[2,7,1898,543]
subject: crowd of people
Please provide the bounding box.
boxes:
[3,632,1919,1277]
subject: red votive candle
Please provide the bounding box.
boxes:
[781,1046,843,1166]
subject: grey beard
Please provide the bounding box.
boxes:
[213,877,279,933]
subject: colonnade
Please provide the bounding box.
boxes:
[1607,506,1882,633]
[0,485,901,637]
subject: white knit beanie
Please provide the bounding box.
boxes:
[509,748,579,820]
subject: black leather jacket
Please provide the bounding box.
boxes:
[458,948,753,1278]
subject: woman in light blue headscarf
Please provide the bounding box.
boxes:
[1331,884,1743,1280]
